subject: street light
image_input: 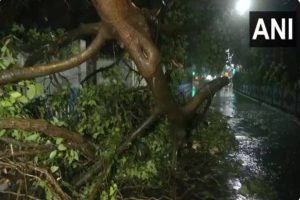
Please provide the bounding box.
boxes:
[235,0,251,15]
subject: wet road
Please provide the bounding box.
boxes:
[211,85,300,200]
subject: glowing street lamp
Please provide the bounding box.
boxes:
[235,0,251,15]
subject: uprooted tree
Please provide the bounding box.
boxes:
[0,0,230,199]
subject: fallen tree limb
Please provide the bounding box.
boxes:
[0,22,112,86]
[0,118,95,159]
[184,77,229,116]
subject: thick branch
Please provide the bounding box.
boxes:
[184,77,229,116]
[0,23,111,86]
[0,118,95,159]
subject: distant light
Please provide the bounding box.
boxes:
[192,86,196,97]
[232,69,237,76]
[192,71,196,76]
[236,0,251,15]
[206,75,213,81]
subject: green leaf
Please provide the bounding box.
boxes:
[55,138,64,145]
[0,62,6,69]
[1,45,7,53]
[35,83,44,96]
[25,133,39,141]
[0,130,6,137]
[9,91,22,99]
[18,96,28,104]
[58,144,67,151]
[2,59,11,67]
[1,100,12,107]
[69,150,79,162]
[18,81,25,86]
[101,191,108,200]
[12,130,21,140]
[49,150,57,159]
[27,84,36,99]
[50,166,59,173]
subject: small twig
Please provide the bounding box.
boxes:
[80,58,120,85]
[122,60,140,75]
[117,109,160,154]
[28,165,72,200]
[0,160,71,200]
[16,179,23,200]
[73,160,103,188]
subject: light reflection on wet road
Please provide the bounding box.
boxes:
[211,85,300,200]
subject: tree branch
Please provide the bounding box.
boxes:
[0,118,95,159]
[183,77,229,116]
[117,108,160,154]
[0,23,112,86]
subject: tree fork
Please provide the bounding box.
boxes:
[92,0,229,133]
[92,0,186,122]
